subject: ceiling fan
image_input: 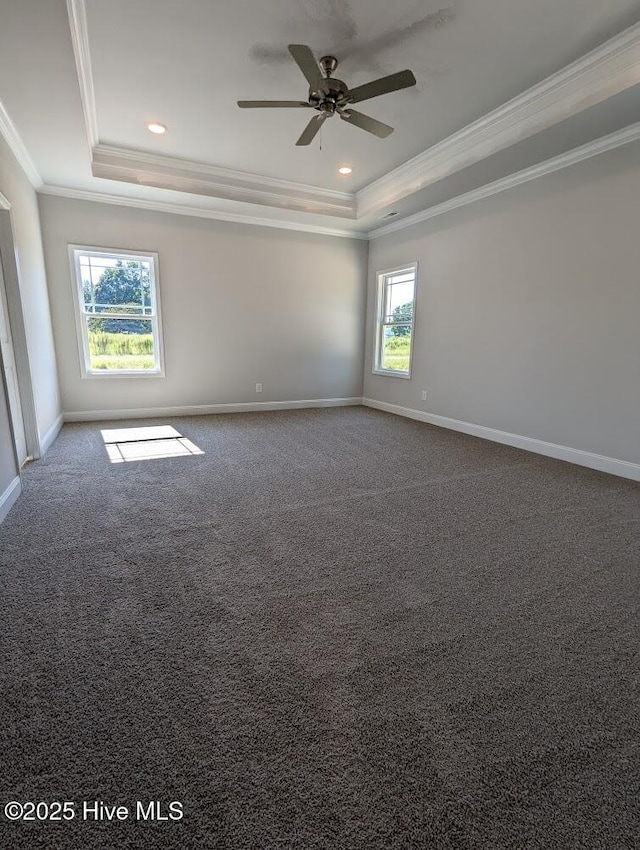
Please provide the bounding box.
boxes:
[238,44,416,146]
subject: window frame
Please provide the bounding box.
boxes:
[372,262,418,379]
[68,245,165,379]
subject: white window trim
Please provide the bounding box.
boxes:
[372,262,418,379]
[68,245,165,378]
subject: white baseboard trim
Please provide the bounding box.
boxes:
[64,397,363,422]
[0,475,21,524]
[362,398,640,482]
[39,413,64,455]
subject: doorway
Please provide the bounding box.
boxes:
[0,256,27,463]
[0,202,40,463]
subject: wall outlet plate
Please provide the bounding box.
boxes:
[255,383,263,393]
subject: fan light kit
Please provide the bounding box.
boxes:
[338,166,352,175]
[238,44,416,146]
[147,122,167,134]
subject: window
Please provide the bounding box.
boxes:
[373,263,417,377]
[69,246,164,376]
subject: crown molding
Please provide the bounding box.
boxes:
[38,121,638,243]
[91,144,357,218]
[38,185,369,239]
[66,0,99,149]
[357,21,640,218]
[59,5,640,225]
[369,122,640,238]
[0,99,42,189]
[92,144,353,201]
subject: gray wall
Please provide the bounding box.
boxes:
[0,135,61,445]
[364,142,640,465]
[39,196,368,415]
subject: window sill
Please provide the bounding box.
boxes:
[81,370,165,379]
[372,368,412,379]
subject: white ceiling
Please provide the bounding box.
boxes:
[87,0,639,189]
[0,0,639,235]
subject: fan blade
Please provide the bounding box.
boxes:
[348,69,416,104]
[288,44,322,87]
[339,109,393,138]
[296,113,328,146]
[238,100,310,108]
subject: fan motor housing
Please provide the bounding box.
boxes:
[309,77,350,112]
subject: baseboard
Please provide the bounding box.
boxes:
[64,397,363,422]
[39,412,64,455]
[0,475,21,524]
[362,398,640,482]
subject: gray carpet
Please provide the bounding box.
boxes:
[0,406,638,849]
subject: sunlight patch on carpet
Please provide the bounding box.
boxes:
[101,425,204,463]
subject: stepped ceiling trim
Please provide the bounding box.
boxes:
[66,2,640,221]
[91,145,357,218]
[369,122,640,238]
[38,185,367,239]
[358,21,640,217]
[0,2,634,238]
[66,0,98,149]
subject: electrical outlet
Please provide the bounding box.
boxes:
[421,390,427,401]
[255,383,263,393]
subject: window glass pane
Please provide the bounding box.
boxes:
[383,277,415,323]
[86,317,156,371]
[79,255,152,315]
[380,325,412,372]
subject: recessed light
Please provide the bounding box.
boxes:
[338,166,352,175]
[147,122,167,134]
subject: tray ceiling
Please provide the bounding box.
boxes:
[0,0,639,235]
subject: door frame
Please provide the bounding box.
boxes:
[0,336,21,475]
[0,193,41,460]
[0,250,27,462]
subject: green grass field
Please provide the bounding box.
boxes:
[381,334,411,371]
[88,331,155,370]
[86,329,412,373]
[90,354,156,370]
